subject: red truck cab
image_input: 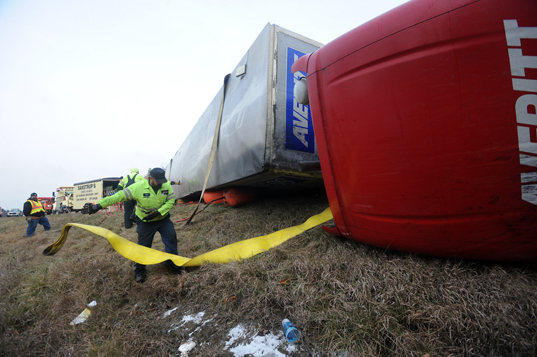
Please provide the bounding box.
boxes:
[38,197,55,215]
[292,0,537,264]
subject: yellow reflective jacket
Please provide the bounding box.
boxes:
[27,199,45,215]
[98,180,175,222]
[117,172,143,190]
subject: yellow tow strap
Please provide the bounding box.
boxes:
[43,207,333,267]
[185,73,231,225]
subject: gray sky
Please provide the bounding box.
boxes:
[0,0,408,211]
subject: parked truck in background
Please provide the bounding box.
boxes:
[73,177,122,212]
[53,186,74,213]
[38,197,55,215]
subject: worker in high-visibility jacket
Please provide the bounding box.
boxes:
[85,168,178,283]
[117,168,143,229]
[23,193,51,237]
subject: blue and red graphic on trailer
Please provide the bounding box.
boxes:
[285,47,314,153]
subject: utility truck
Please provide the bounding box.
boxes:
[73,178,121,212]
[37,197,54,215]
[53,187,74,213]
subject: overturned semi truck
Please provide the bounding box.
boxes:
[166,23,324,201]
[291,0,537,264]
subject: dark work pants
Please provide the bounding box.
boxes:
[124,200,136,228]
[134,215,178,277]
[26,216,51,237]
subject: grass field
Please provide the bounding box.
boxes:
[1,191,536,356]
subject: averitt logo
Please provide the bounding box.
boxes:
[504,19,537,205]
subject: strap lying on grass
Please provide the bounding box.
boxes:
[43,207,333,267]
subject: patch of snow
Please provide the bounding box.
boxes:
[224,324,296,357]
[167,312,307,356]
[189,326,200,337]
[168,311,207,333]
[180,311,205,325]
[162,307,179,319]
[179,340,196,352]
[201,317,214,326]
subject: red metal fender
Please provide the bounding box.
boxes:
[291,53,311,74]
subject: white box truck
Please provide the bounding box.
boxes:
[73,178,122,212]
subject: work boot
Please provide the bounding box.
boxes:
[135,274,146,284]
[164,261,183,274]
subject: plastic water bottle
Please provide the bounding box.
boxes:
[282,318,300,343]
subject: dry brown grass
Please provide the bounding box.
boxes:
[0,191,536,356]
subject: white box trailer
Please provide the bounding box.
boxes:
[167,23,324,200]
[73,177,122,211]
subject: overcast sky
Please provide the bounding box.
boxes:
[0,0,408,211]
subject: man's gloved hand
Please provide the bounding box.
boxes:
[88,204,102,215]
[142,211,161,222]
[82,203,102,215]
[26,216,32,223]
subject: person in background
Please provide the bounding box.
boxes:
[23,193,51,237]
[117,168,144,229]
[85,168,178,283]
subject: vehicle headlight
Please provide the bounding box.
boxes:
[294,77,309,105]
